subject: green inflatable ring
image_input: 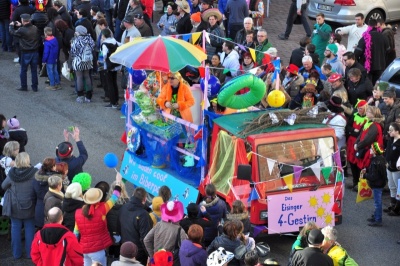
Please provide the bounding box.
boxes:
[217,73,266,109]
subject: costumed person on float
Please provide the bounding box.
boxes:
[156,72,195,124]
[345,99,368,191]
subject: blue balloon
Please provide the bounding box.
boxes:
[132,69,147,85]
[104,153,119,168]
[120,102,127,116]
[200,75,221,97]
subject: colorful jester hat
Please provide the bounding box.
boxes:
[36,0,48,11]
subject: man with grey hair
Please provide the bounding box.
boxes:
[255,28,272,65]
[321,226,358,266]
[31,207,83,265]
[9,14,40,92]
[43,175,64,223]
[234,17,256,45]
[299,55,326,85]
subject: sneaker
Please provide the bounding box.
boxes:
[84,97,91,103]
[105,103,113,108]
[55,84,62,90]
[13,57,19,63]
[76,96,84,103]
[367,217,375,223]
[368,221,382,227]
[105,103,119,109]
[45,79,50,84]
[45,86,56,91]
[278,33,288,40]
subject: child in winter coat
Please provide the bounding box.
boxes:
[363,142,387,227]
[7,116,28,152]
[43,27,61,90]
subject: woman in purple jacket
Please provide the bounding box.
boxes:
[179,224,207,266]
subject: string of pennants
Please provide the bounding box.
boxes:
[169,31,266,65]
[246,150,344,195]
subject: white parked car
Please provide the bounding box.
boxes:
[307,0,400,25]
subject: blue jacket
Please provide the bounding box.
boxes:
[218,0,228,15]
[179,239,207,266]
[202,197,227,243]
[226,0,249,25]
[56,141,88,182]
[42,36,59,64]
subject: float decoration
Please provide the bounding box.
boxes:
[238,107,330,137]
[267,90,286,108]
[217,73,266,109]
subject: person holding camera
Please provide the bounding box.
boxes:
[55,127,88,183]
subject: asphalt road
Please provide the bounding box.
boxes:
[1,0,400,265]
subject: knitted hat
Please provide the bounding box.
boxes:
[383,88,396,99]
[326,44,338,55]
[83,188,103,204]
[161,200,184,223]
[152,196,163,217]
[377,82,389,91]
[306,229,324,245]
[191,12,201,23]
[7,116,20,129]
[371,142,384,155]
[56,142,73,158]
[151,249,173,266]
[75,25,87,35]
[65,183,83,200]
[120,241,138,259]
[72,172,92,191]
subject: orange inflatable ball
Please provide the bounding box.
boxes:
[267,90,286,108]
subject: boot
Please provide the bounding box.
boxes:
[387,200,400,216]
[384,197,397,212]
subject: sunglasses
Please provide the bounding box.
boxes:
[168,77,177,80]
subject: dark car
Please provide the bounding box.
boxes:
[378,57,400,97]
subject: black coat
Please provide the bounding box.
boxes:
[75,17,96,42]
[291,247,334,266]
[31,11,49,38]
[347,75,373,106]
[113,0,130,20]
[355,28,390,72]
[365,155,387,188]
[58,5,73,29]
[290,47,305,68]
[8,129,28,152]
[62,197,84,231]
[176,13,193,34]
[9,22,40,52]
[179,212,213,234]
[385,138,400,172]
[0,0,11,20]
[11,5,35,22]
[344,61,367,88]
[118,196,152,251]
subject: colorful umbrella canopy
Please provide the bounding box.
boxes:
[110,36,207,73]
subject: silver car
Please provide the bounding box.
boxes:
[307,0,400,25]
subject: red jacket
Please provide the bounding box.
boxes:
[31,223,83,266]
[75,203,114,253]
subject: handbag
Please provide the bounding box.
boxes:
[356,176,373,203]
[172,227,181,266]
[39,64,47,77]
[1,189,12,217]
[255,242,270,258]
[234,244,247,260]
[62,61,73,81]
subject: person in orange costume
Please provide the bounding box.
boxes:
[157,72,195,123]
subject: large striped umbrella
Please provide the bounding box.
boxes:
[110,36,207,73]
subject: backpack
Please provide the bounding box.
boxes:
[82,45,93,62]
[102,42,120,70]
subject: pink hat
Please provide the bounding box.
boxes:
[161,200,184,223]
[7,116,20,129]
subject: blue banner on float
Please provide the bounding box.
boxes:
[120,151,199,208]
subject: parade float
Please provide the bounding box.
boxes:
[111,35,344,235]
